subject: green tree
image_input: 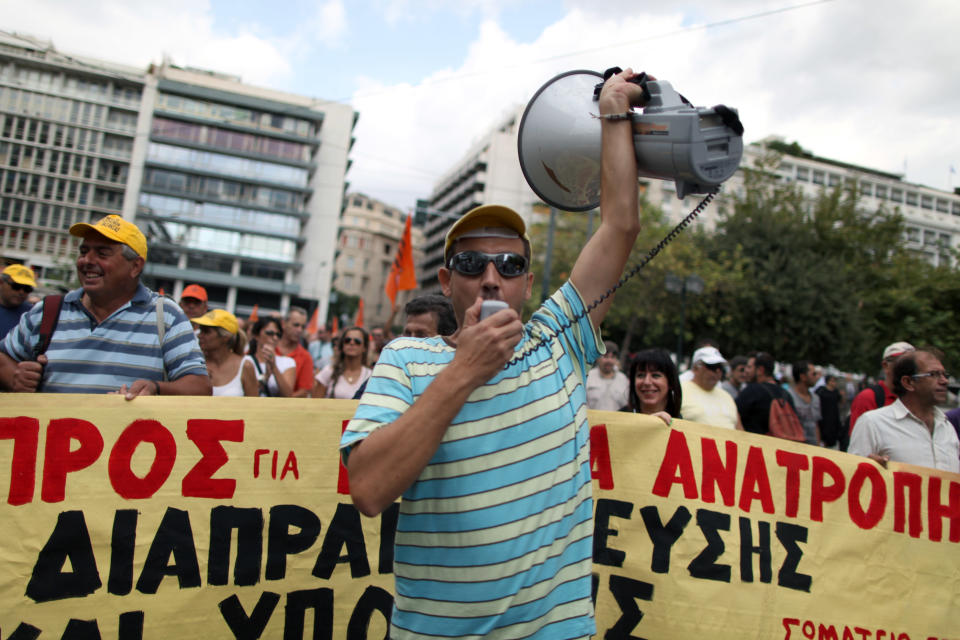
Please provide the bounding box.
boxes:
[523,152,960,374]
[524,193,717,357]
[697,149,956,372]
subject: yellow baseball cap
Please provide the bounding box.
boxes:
[3,264,37,289]
[443,204,530,264]
[69,215,148,260]
[192,309,240,335]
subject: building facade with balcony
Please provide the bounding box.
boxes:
[333,192,424,328]
[648,136,960,266]
[0,32,144,288]
[0,32,355,321]
[418,107,537,293]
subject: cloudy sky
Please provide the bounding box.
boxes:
[3,0,958,211]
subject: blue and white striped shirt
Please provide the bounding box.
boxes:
[1,284,207,393]
[342,281,601,640]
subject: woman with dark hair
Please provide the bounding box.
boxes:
[314,326,372,399]
[246,316,296,397]
[623,348,682,425]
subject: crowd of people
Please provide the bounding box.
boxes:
[0,68,957,638]
[0,221,456,403]
[586,338,960,473]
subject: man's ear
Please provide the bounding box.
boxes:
[438,267,453,297]
[900,375,916,394]
[130,257,145,280]
[523,271,534,301]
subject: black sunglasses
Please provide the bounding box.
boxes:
[343,336,364,345]
[262,330,282,338]
[448,251,529,278]
[3,278,31,293]
[703,362,724,372]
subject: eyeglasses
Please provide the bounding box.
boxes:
[448,251,529,278]
[911,370,950,380]
[703,362,724,372]
[2,278,31,293]
[343,337,364,346]
[262,330,282,338]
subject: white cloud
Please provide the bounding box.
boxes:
[348,0,960,209]
[2,0,957,209]
[1,0,294,86]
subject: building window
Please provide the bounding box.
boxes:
[859,182,872,196]
[906,192,918,206]
[796,167,809,182]
[890,188,903,203]
[812,170,824,185]
[875,185,887,199]
[828,173,840,187]
[921,195,933,210]
[936,199,949,213]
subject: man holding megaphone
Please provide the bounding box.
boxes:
[341,69,651,640]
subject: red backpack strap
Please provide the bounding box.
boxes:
[33,295,64,359]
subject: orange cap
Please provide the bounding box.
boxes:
[181,284,208,302]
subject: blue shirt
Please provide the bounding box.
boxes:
[343,281,601,640]
[0,301,32,340]
[1,285,207,393]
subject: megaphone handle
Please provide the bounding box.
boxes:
[593,67,651,103]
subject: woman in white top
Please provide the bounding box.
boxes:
[247,317,297,397]
[195,309,258,397]
[313,326,372,399]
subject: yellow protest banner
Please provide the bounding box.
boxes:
[0,396,957,639]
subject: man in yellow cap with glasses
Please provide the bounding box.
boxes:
[341,69,650,640]
[0,215,211,397]
[0,264,37,340]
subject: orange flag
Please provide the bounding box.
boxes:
[306,306,320,334]
[331,315,339,336]
[248,304,259,323]
[385,214,418,310]
[354,299,365,328]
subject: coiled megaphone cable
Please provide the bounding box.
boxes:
[505,189,718,367]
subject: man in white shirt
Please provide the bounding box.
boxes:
[849,348,959,472]
[586,340,630,410]
[681,346,743,430]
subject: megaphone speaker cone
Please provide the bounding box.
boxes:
[518,70,604,212]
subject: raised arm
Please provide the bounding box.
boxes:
[569,68,648,327]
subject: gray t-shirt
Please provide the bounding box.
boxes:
[786,386,822,445]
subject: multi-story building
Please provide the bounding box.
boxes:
[418,107,537,293]
[650,136,960,267]
[0,33,145,287]
[333,192,424,327]
[418,108,960,282]
[0,31,355,321]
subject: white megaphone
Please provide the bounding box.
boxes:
[518,70,744,211]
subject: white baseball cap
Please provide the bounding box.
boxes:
[692,346,726,366]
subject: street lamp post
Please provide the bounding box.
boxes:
[664,273,704,366]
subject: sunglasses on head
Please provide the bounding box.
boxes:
[447,251,529,278]
[343,336,364,346]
